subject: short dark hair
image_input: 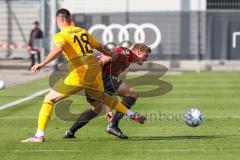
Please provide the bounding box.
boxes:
[33,21,39,25]
[56,8,71,20]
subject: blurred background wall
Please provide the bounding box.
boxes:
[0,0,240,71]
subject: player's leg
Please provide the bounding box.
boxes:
[36,89,69,136]
[74,60,144,121]
[63,97,100,138]
[110,82,138,127]
[64,70,145,139]
[106,81,138,139]
[22,79,82,142]
[64,87,144,139]
[77,70,128,116]
[85,87,145,123]
[76,71,146,126]
[37,78,84,135]
[37,51,41,64]
[21,89,68,142]
[64,108,98,138]
[64,90,134,139]
[30,53,35,68]
[63,71,122,138]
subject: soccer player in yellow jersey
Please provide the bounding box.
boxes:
[21,8,146,142]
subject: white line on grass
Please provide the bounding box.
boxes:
[0,116,58,119]
[0,88,50,110]
[0,149,208,153]
[125,149,207,152]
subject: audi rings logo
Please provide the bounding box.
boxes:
[88,23,161,49]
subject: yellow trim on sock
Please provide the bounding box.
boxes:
[43,100,53,105]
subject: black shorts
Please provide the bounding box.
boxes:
[86,72,123,104]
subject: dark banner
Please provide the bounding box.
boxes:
[207,12,240,60]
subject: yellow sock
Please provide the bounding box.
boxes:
[114,102,128,114]
[37,100,54,131]
[103,93,128,114]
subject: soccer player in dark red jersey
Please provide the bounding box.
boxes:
[64,43,151,139]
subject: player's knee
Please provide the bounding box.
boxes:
[90,104,102,114]
[93,108,102,115]
[103,94,119,108]
[133,91,139,99]
[44,94,59,104]
[44,95,53,103]
[128,90,138,99]
[86,89,104,101]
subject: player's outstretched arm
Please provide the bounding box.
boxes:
[98,54,112,66]
[31,45,63,73]
[86,32,113,57]
[94,44,113,57]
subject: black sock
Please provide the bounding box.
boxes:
[69,109,98,134]
[110,112,124,128]
[30,54,35,68]
[110,96,137,128]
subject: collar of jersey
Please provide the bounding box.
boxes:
[61,25,74,31]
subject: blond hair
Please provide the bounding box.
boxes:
[132,43,151,54]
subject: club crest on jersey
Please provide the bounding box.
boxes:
[122,50,130,56]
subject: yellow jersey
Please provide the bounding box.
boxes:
[53,25,103,88]
[54,26,100,60]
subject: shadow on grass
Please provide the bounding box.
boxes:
[49,135,240,143]
[128,135,230,141]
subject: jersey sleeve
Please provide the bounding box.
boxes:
[53,33,66,46]
[86,32,101,48]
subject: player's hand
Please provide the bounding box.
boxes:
[31,63,44,73]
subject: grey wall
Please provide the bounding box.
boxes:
[73,11,240,60]
[73,12,207,60]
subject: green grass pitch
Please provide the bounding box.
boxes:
[0,72,240,160]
